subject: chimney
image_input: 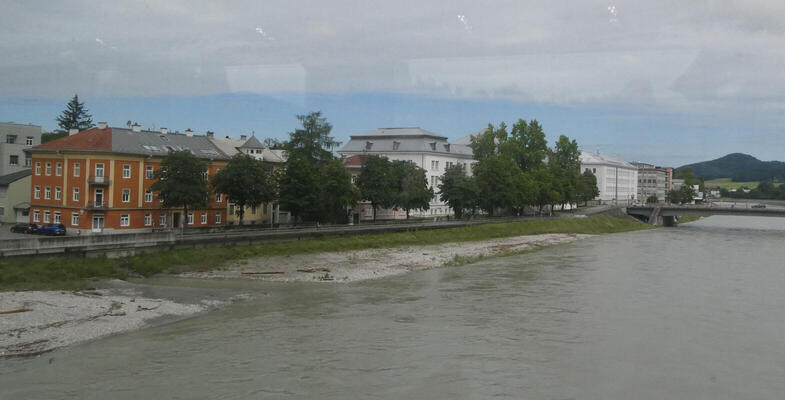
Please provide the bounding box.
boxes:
[240,135,247,141]
[132,123,141,132]
[185,129,193,137]
[69,128,79,136]
[206,132,214,138]
[97,122,107,129]
[160,128,168,134]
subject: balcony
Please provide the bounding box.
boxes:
[88,176,111,185]
[86,201,108,210]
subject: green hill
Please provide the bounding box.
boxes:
[678,153,785,181]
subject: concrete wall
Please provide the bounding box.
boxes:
[0,231,176,257]
[0,174,31,224]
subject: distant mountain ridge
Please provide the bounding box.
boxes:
[677,153,785,181]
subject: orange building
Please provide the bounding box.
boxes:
[27,123,230,234]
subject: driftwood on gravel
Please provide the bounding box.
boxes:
[0,307,32,315]
[240,271,284,275]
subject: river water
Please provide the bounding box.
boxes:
[3,216,785,399]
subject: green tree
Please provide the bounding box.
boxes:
[502,119,548,172]
[548,135,581,209]
[41,132,68,143]
[577,170,599,206]
[278,153,320,224]
[210,154,276,225]
[150,150,209,230]
[56,94,93,132]
[356,155,394,221]
[668,189,682,204]
[473,156,519,216]
[284,112,340,165]
[679,185,697,204]
[438,164,479,219]
[391,160,433,219]
[319,158,361,223]
[646,194,658,204]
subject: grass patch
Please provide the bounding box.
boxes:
[703,178,784,190]
[0,216,650,291]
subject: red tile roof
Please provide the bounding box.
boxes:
[33,128,112,151]
[343,154,367,167]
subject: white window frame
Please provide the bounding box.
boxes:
[33,210,40,222]
[159,214,166,226]
[120,214,130,227]
[34,186,40,199]
[35,162,41,175]
[145,189,153,202]
[45,162,51,176]
[54,211,61,224]
[215,193,222,202]
[200,212,207,224]
[26,136,34,146]
[144,214,152,226]
[122,164,131,178]
[187,213,194,225]
[215,212,222,224]
[56,162,62,176]
[122,189,130,203]
[71,213,79,226]
[44,186,51,200]
[73,162,80,177]
[55,186,61,200]
[145,165,154,179]
[43,211,50,223]
[95,163,104,177]
[73,187,79,202]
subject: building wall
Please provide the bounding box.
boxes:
[637,168,668,202]
[0,174,31,224]
[582,163,638,203]
[0,123,41,176]
[29,151,228,233]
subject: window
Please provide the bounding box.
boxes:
[429,142,436,151]
[56,162,62,176]
[73,187,79,201]
[35,162,41,175]
[6,135,16,144]
[34,186,40,199]
[55,186,61,200]
[33,210,40,222]
[431,160,439,170]
[215,193,222,202]
[44,186,51,199]
[120,214,130,227]
[26,137,33,146]
[392,141,400,150]
[215,212,222,224]
[145,189,153,202]
[43,211,50,223]
[201,212,207,224]
[95,163,104,177]
[45,162,51,176]
[430,176,437,186]
[145,165,154,179]
[122,164,131,178]
[187,213,194,225]
[71,213,79,226]
[25,157,31,167]
[159,214,166,226]
[54,211,61,224]
[365,141,373,150]
[122,189,130,202]
[73,162,80,177]
[9,155,18,166]
[229,204,235,216]
[144,214,152,226]
[251,205,258,214]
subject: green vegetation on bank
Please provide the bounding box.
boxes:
[704,178,761,190]
[0,216,649,291]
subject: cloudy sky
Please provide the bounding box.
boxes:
[2,0,785,166]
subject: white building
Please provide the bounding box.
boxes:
[339,127,475,217]
[580,152,638,205]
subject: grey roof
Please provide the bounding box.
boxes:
[238,135,265,149]
[111,128,231,160]
[210,137,244,156]
[580,151,635,169]
[339,127,473,157]
[0,169,32,186]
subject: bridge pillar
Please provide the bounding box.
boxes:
[662,216,675,227]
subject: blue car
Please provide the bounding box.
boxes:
[37,223,67,236]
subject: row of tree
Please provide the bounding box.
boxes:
[438,119,598,217]
[355,156,433,220]
[719,181,785,200]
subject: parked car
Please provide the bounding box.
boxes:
[10,223,38,234]
[37,223,67,236]
[751,203,767,209]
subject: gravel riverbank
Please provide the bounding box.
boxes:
[182,233,591,283]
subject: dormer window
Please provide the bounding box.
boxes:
[365,141,374,150]
[444,143,450,152]
[429,142,436,151]
[392,141,400,151]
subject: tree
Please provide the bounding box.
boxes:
[439,164,478,219]
[391,160,433,219]
[503,119,548,172]
[150,150,210,230]
[319,158,360,223]
[548,135,581,210]
[577,170,599,206]
[284,112,340,165]
[56,94,93,132]
[41,132,68,143]
[679,185,697,204]
[473,156,519,216]
[646,194,658,204]
[210,154,276,225]
[263,137,285,149]
[668,189,682,204]
[278,153,320,224]
[356,155,394,221]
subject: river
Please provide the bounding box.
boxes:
[2,216,785,399]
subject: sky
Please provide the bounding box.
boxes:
[2,0,785,167]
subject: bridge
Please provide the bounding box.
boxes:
[626,205,785,226]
